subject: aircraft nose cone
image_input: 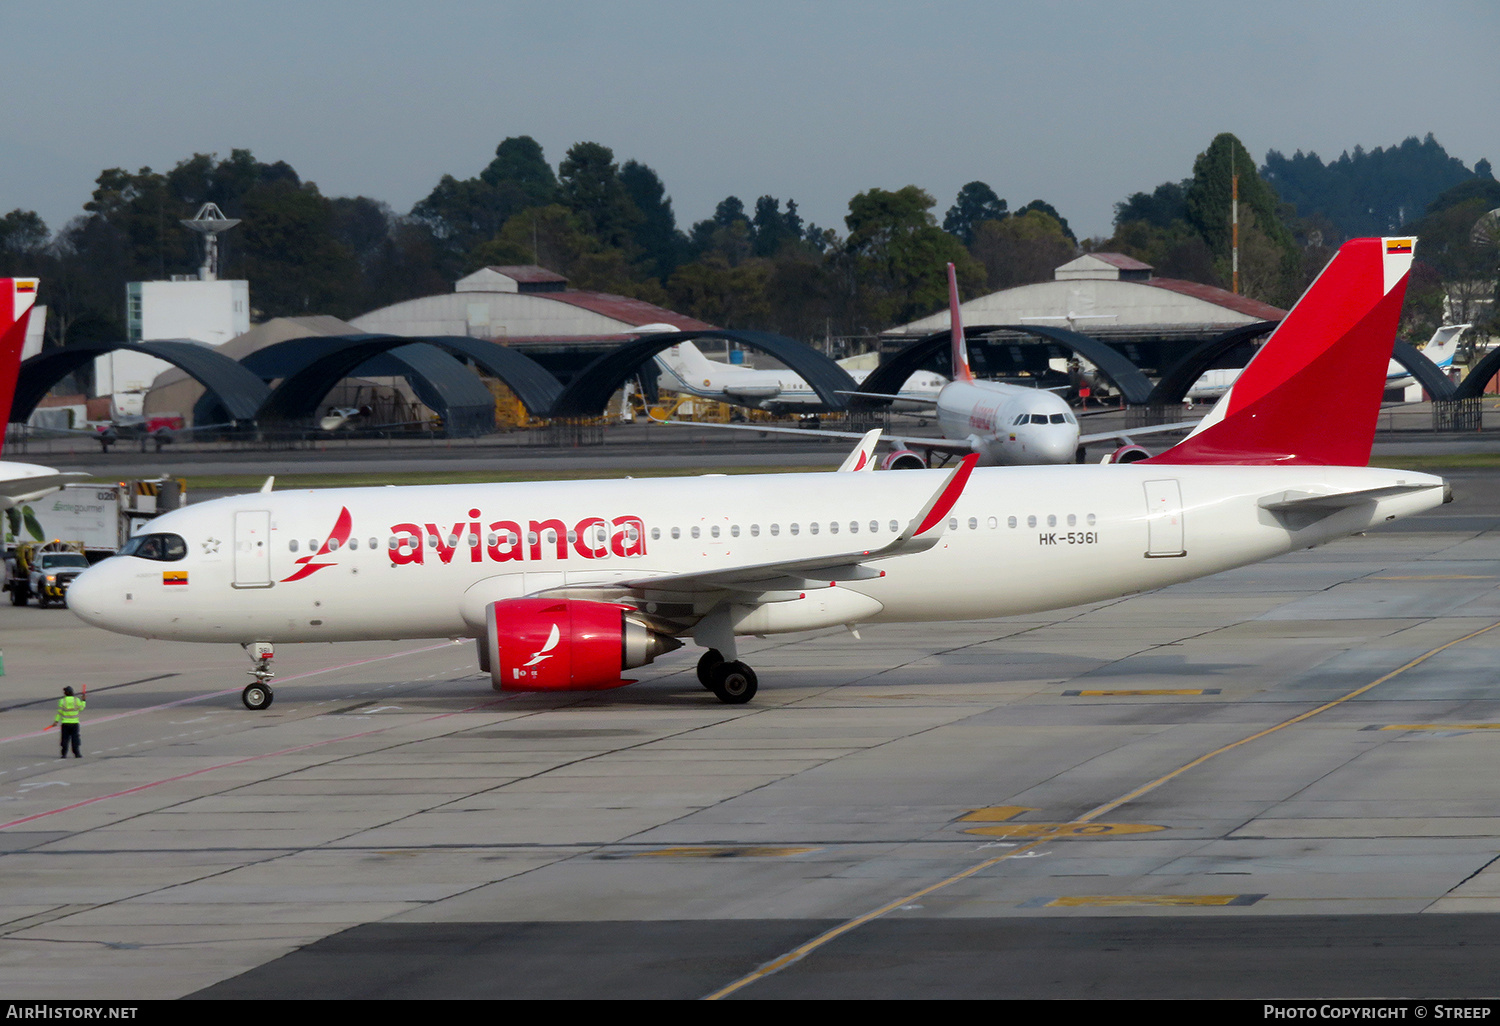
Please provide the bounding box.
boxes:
[67,563,111,627]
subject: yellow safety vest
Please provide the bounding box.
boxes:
[54,696,85,725]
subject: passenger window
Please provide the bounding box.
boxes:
[731,525,740,537]
[949,517,958,530]
[1027,516,1037,528]
[427,536,438,548]
[869,521,878,533]
[770,524,780,536]
[711,526,720,538]
[368,538,376,550]
[1087,514,1097,526]
[1047,515,1057,527]
[810,523,820,535]
[671,527,681,539]
[849,521,858,534]
[651,528,661,540]
[348,538,358,550]
[289,539,299,553]
[829,522,838,534]
[988,517,997,529]
[889,520,899,532]
[1067,514,1076,527]
[790,524,800,536]
[968,517,978,530]
[1007,516,1017,528]
[691,526,701,539]
[469,534,480,547]
[750,525,759,537]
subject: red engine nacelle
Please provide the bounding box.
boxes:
[1105,444,1151,464]
[881,449,928,470]
[483,598,682,692]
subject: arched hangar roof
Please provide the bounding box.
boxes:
[859,325,1157,406]
[242,334,562,416]
[549,330,858,418]
[11,340,270,424]
[1146,321,1280,406]
[244,334,523,437]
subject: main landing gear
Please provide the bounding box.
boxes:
[242,641,275,710]
[696,649,758,704]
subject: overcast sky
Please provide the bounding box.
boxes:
[4,0,1496,242]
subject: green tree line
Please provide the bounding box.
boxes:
[0,132,1491,351]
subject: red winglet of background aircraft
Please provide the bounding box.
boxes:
[947,262,975,383]
[1146,237,1415,467]
[0,279,39,456]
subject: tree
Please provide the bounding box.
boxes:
[943,182,1007,245]
[620,160,685,278]
[1113,181,1189,230]
[845,185,982,326]
[1184,133,1299,303]
[479,136,557,206]
[557,141,640,249]
[970,209,1076,291]
[1015,200,1074,243]
[238,179,361,317]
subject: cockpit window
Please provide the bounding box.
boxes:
[1030,414,1049,424]
[1014,414,1028,426]
[119,533,187,562]
[1050,413,1066,424]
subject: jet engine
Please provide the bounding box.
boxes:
[1103,444,1151,464]
[881,449,928,470]
[483,598,682,692]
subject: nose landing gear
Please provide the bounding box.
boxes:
[241,642,275,710]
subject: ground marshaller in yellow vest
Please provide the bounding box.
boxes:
[55,687,85,758]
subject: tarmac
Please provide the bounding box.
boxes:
[2,439,1500,998]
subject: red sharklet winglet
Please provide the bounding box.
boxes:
[1145,237,1414,467]
[948,263,975,383]
[0,279,40,458]
[913,453,979,537]
[280,506,353,582]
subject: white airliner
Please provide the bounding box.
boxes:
[0,279,75,510]
[1188,323,1470,402]
[68,237,1447,710]
[653,337,948,414]
[657,266,1190,467]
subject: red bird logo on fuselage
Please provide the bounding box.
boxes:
[280,506,352,583]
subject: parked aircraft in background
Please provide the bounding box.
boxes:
[653,338,947,414]
[1188,323,1470,402]
[69,238,1446,713]
[658,265,1191,466]
[0,279,79,510]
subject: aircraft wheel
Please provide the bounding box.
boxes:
[242,683,274,710]
[710,661,758,705]
[696,650,724,690]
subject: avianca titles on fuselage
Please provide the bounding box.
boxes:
[69,238,1446,707]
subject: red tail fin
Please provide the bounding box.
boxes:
[947,263,975,383]
[0,279,39,457]
[1147,237,1414,466]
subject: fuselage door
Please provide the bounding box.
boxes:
[234,510,274,587]
[1143,480,1186,558]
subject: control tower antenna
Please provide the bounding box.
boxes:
[180,202,240,281]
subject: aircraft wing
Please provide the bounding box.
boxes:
[1078,421,1199,445]
[617,455,979,598]
[0,468,88,511]
[651,416,978,457]
[836,389,940,406]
